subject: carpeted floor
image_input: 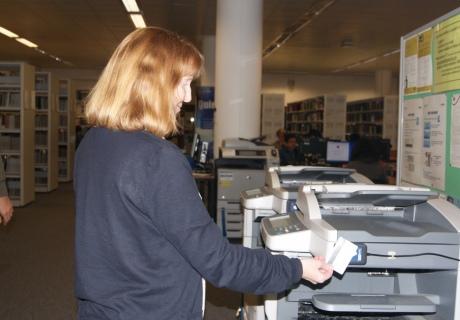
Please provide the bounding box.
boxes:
[0,182,241,319]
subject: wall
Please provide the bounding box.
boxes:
[42,68,101,91]
[262,73,399,103]
[43,68,400,104]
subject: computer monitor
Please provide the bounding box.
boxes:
[298,138,328,158]
[190,133,200,160]
[326,140,351,164]
[191,133,209,164]
[198,141,209,164]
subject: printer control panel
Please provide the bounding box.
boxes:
[262,212,306,235]
[261,212,311,253]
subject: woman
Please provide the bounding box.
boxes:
[74,27,333,319]
[273,128,286,150]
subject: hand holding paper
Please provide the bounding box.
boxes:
[327,237,358,274]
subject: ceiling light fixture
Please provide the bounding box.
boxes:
[0,26,18,38]
[15,38,38,48]
[120,0,146,29]
[121,0,140,12]
[331,49,400,73]
[0,25,72,66]
[263,0,336,58]
[130,13,146,28]
[340,40,353,48]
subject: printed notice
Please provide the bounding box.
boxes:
[433,14,460,93]
[404,36,418,95]
[401,98,423,184]
[420,94,446,190]
[417,28,433,93]
[451,94,460,168]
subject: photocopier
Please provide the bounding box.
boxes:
[216,138,279,239]
[240,166,373,249]
[240,166,372,320]
[259,184,460,319]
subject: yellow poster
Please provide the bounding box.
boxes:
[403,36,418,95]
[433,14,460,93]
[417,29,433,93]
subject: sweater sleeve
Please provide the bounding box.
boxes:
[143,146,302,294]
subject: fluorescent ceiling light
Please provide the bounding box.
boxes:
[263,0,336,58]
[0,26,18,38]
[122,0,140,12]
[130,13,146,28]
[16,38,38,48]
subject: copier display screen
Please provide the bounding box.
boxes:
[236,150,265,156]
[270,216,295,228]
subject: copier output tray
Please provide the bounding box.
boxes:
[312,293,437,313]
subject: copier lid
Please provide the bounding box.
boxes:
[311,186,458,243]
[277,167,357,188]
[317,189,438,207]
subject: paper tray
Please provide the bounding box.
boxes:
[312,293,437,313]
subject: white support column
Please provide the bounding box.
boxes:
[214,0,263,157]
[200,35,216,87]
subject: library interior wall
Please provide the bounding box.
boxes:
[43,68,400,106]
[262,73,400,103]
[42,68,100,92]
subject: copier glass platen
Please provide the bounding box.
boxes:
[259,184,460,320]
[240,166,372,249]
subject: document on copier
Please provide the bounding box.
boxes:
[326,237,358,274]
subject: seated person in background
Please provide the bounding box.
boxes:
[349,132,360,142]
[306,128,322,138]
[346,137,388,184]
[273,128,286,150]
[279,133,305,166]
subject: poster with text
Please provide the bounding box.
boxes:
[417,28,433,93]
[420,94,446,190]
[450,93,460,168]
[401,98,423,184]
[403,36,418,95]
[433,14,460,93]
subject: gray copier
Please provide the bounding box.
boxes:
[240,166,373,249]
[240,166,372,320]
[260,184,460,319]
[216,138,279,239]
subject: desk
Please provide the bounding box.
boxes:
[193,173,216,221]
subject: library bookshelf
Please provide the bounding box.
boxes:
[34,72,58,192]
[0,62,35,206]
[285,94,346,140]
[58,79,76,182]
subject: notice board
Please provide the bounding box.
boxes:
[399,7,460,208]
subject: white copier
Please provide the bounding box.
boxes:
[216,138,279,239]
[260,184,460,319]
[240,166,373,249]
[240,166,372,320]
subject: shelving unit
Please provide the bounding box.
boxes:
[58,79,76,182]
[260,93,285,143]
[0,62,35,206]
[76,89,90,129]
[285,94,346,140]
[34,72,58,192]
[346,96,398,149]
